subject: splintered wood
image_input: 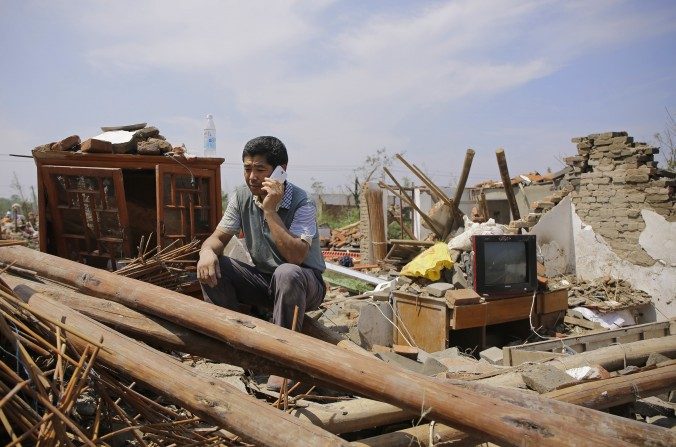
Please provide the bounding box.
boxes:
[115,237,201,292]
[0,278,250,446]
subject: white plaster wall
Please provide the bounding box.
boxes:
[528,195,576,276]
[639,210,676,266]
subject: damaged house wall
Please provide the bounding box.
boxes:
[531,131,675,321]
[563,131,674,266]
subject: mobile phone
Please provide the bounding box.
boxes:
[269,165,287,182]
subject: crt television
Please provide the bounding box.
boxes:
[471,234,537,299]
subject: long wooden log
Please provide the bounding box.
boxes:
[495,148,520,220]
[394,154,453,208]
[1,246,667,447]
[453,149,475,208]
[544,361,676,409]
[356,364,676,446]
[544,336,676,371]
[0,273,335,386]
[7,283,349,447]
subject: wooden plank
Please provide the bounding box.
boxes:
[450,302,487,330]
[503,319,676,366]
[356,364,676,447]
[485,294,533,325]
[564,316,603,330]
[505,349,565,366]
[393,292,448,352]
[537,288,568,314]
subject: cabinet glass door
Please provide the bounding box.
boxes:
[156,165,217,249]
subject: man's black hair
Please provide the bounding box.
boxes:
[242,136,288,167]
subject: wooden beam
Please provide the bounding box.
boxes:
[453,149,475,208]
[394,154,453,209]
[0,274,339,387]
[1,245,667,447]
[363,182,387,262]
[495,148,520,220]
[355,363,676,446]
[8,283,349,447]
[545,361,676,409]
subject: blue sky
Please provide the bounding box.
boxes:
[1,0,675,198]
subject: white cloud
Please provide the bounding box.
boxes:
[2,0,673,195]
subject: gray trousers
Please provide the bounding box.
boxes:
[201,256,325,330]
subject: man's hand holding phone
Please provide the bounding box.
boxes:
[262,165,286,212]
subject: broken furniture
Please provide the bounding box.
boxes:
[33,151,223,268]
[393,288,569,352]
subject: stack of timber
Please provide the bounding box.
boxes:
[1,245,675,446]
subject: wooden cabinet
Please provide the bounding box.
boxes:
[34,151,224,269]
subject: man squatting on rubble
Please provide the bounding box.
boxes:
[196,136,326,389]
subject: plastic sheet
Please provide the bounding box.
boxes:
[400,242,453,281]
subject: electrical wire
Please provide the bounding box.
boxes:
[164,153,196,187]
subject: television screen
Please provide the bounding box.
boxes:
[483,241,528,285]
[472,234,537,298]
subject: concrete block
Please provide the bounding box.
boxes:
[421,357,448,376]
[479,346,504,365]
[80,138,113,153]
[357,301,393,349]
[521,364,578,393]
[426,282,453,298]
[452,265,468,289]
[53,134,81,151]
[645,352,670,367]
[445,288,481,306]
[431,346,460,359]
[375,352,424,374]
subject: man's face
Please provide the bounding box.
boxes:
[243,155,274,196]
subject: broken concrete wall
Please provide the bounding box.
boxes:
[531,195,676,321]
[563,131,675,267]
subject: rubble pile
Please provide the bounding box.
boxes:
[563,131,675,266]
[327,222,362,251]
[32,123,186,156]
[1,209,38,249]
[4,245,672,445]
[551,275,653,311]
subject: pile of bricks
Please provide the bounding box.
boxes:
[563,131,675,266]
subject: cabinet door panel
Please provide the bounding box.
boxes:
[156,165,217,249]
[40,165,131,268]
